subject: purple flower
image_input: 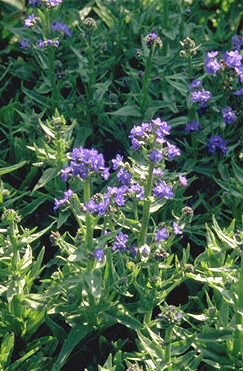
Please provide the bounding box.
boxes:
[191,89,212,107]
[207,135,228,155]
[102,167,110,180]
[166,142,181,160]
[232,35,243,51]
[148,149,163,163]
[37,39,45,49]
[107,186,127,207]
[24,14,35,28]
[94,249,105,262]
[54,189,74,210]
[185,120,200,132]
[153,168,164,177]
[179,174,188,187]
[44,0,62,7]
[173,222,182,235]
[188,79,202,90]
[111,154,124,170]
[20,39,29,49]
[128,184,144,200]
[152,118,171,138]
[117,168,132,185]
[234,64,243,83]
[222,107,237,125]
[150,32,158,41]
[204,52,220,75]
[222,50,242,68]
[233,88,243,96]
[51,22,72,36]
[63,147,107,180]
[130,246,138,257]
[28,0,41,7]
[155,227,169,241]
[153,181,174,199]
[112,231,129,252]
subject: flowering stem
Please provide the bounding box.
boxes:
[232,253,243,359]
[83,177,93,251]
[9,221,18,272]
[44,8,57,102]
[139,161,155,246]
[140,48,153,117]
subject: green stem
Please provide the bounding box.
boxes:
[9,221,18,272]
[44,8,57,102]
[139,161,155,246]
[232,253,243,358]
[144,310,152,325]
[164,326,172,367]
[188,55,193,79]
[83,177,93,251]
[140,48,153,117]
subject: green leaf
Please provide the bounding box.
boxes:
[0,332,15,368]
[196,329,232,342]
[83,269,102,299]
[0,161,26,176]
[108,105,141,117]
[45,314,67,344]
[51,324,93,371]
[31,168,58,194]
[21,83,51,108]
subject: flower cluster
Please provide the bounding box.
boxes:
[51,22,72,37]
[188,79,202,90]
[144,32,163,49]
[222,50,242,69]
[61,147,110,181]
[37,39,60,49]
[54,189,74,210]
[204,51,220,75]
[207,135,228,155]
[185,120,200,132]
[158,306,182,327]
[153,181,174,199]
[155,227,169,242]
[129,118,179,161]
[112,232,129,252]
[222,106,237,125]
[191,88,212,107]
[24,14,38,28]
[28,0,41,7]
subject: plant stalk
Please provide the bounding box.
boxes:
[139,161,154,246]
[83,176,93,251]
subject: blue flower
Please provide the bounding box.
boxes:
[191,89,212,107]
[148,149,163,163]
[188,79,202,90]
[207,135,228,155]
[51,22,72,36]
[166,142,181,160]
[173,222,182,235]
[112,232,129,252]
[20,39,29,49]
[222,50,242,68]
[153,181,174,199]
[94,249,105,262]
[179,174,188,187]
[185,120,200,132]
[222,106,237,125]
[111,154,124,170]
[155,227,169,241]
[117,168,132,185]
[54,189,74,210]
[204,52,220,75]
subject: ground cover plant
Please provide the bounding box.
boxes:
[0,0,243,370]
